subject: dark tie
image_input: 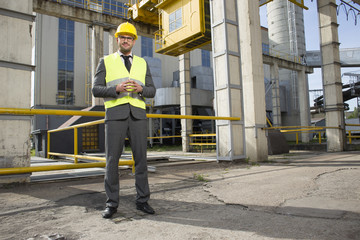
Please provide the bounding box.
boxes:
[122,55,132,72]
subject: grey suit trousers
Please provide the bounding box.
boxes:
[104,114,150,208]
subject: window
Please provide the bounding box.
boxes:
[141,36,153,57]
[169,8,182,32]
[191,77,197,88]
[262,43,270,55]
[57,18,75,105]
[201,50,210,67]
[105,0,126,17]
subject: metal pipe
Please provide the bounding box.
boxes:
[189,133,216,137]
[74,128,78,163]
[48,152,134,165]
[280,127,324,132]
[0,162,106,175]
[47,131,50,159]
[0,108,241,121]
[0,157,134,175]
[147,113,240,121]
[296,133,299,144]
[0,108,105,117]
[48,119,104,133]
[349,131,352,144]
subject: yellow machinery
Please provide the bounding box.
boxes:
[128,0,159,26]
[129,0,211,56]
[128,0,307,57]
[153,0,211,56]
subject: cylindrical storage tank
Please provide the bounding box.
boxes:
[267,0,306,56]
[267,0,307,128]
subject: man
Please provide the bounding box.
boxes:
[92,22,156,218]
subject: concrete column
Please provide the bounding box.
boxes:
[108,28,118,54]
[317,0,345,151]
[210,0,245,161]
[238,0,268,162]
[270,62,281,127]
[298,69,310,142]
[179,53,192,152]
[0,1,34,183]
[91,25,104,106]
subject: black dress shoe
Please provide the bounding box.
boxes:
[136,202,155,214]
[102,207,117,218]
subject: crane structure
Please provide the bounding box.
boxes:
[126,0,308,56]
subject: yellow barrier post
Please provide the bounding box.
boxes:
[296,133,299,144]
[47,131,50,159]
[132,152,135,174]
[348,131,352,144]
[74,127,78,163]
[319,132,322,144]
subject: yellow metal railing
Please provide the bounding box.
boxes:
[264,124,360,145]
[0,108,240,175]
[47,119,104,163]
[47,119,136,173]
[154,29,164,52]
[264,126,334,144]
[346,124,360,144]
[2,107,360,176]
[189,133,216,153]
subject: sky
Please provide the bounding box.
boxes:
[259,0,360,111]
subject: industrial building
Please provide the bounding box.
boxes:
[32,12,279,150]
[1,0,359,183]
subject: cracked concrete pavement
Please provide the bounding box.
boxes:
[0,150,359,240]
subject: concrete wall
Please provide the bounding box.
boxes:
[74,21,87,106]
[155,51,178,88]
[34,14,88,108]
[0,0,34,183]
[34,14,58,106]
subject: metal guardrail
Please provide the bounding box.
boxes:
[0,108,240,175]
[263,125,360,145]
[189,133,216,153]
[1,108,360,176]
[47,119,135,173]
[346,124,360,144]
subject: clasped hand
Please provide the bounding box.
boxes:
[116,79,143,93]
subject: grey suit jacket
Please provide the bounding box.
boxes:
[92,56,156,121]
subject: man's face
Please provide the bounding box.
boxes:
[117,35,136,54]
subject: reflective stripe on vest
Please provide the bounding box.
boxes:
[103,53,147,109]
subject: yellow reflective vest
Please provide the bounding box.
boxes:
[103,53,147,109]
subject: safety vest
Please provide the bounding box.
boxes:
[103,53,147,109]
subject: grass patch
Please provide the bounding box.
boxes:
[193,173,208,182]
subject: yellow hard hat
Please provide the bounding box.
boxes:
[114,22,138,40]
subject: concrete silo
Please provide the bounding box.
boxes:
[267,0,309,133]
